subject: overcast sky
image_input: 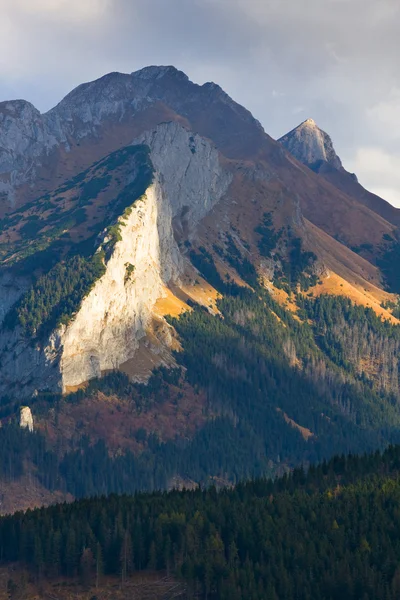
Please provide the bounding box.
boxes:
[0,0,399,205]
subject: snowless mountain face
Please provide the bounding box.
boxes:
[0,66,398,398]
[0,66,267,397]
[0,65,266,212]
[0,123,232,397]
[278,118,343,172]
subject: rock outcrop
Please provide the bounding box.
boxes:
[20,406,34,432]
[0,100,58,206]
[278,118,343,171]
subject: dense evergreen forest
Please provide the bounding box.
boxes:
[4,445,400,598]
[2,281,400,503]
[4,253,106,337]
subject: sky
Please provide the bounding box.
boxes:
[0,0,399,206]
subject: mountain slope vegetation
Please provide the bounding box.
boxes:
[2,273,400,509]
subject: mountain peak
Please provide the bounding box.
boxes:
[279,118,342,171]
[0,99,41,118]
[132,65,189,82]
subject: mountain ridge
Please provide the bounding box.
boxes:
[0,66,397,255]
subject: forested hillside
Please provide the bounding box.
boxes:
[3,270,400,509]
[4,444,400,599]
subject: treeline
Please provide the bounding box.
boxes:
[4,445,400,598]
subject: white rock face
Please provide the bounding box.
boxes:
[60,181,176,387]
[0,122,232,395]
[20,406,34,432]
[278,118,343,170]
[60,124,231,388]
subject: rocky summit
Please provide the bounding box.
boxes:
[279,118,343,171]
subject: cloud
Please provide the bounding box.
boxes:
[12,0,109,20]
[367,90,400,141]
[347,147,400,207]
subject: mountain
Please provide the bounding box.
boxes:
[1,67,397,254]
[0,66,387,397]
[279,118,400,228]
[1,66,400,512]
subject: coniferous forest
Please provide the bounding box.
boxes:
[3,231,400,597]
[4,445,400,598]
[3,281,400,504]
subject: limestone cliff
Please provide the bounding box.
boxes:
[0,123,231,396]
[60,180,176,389]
